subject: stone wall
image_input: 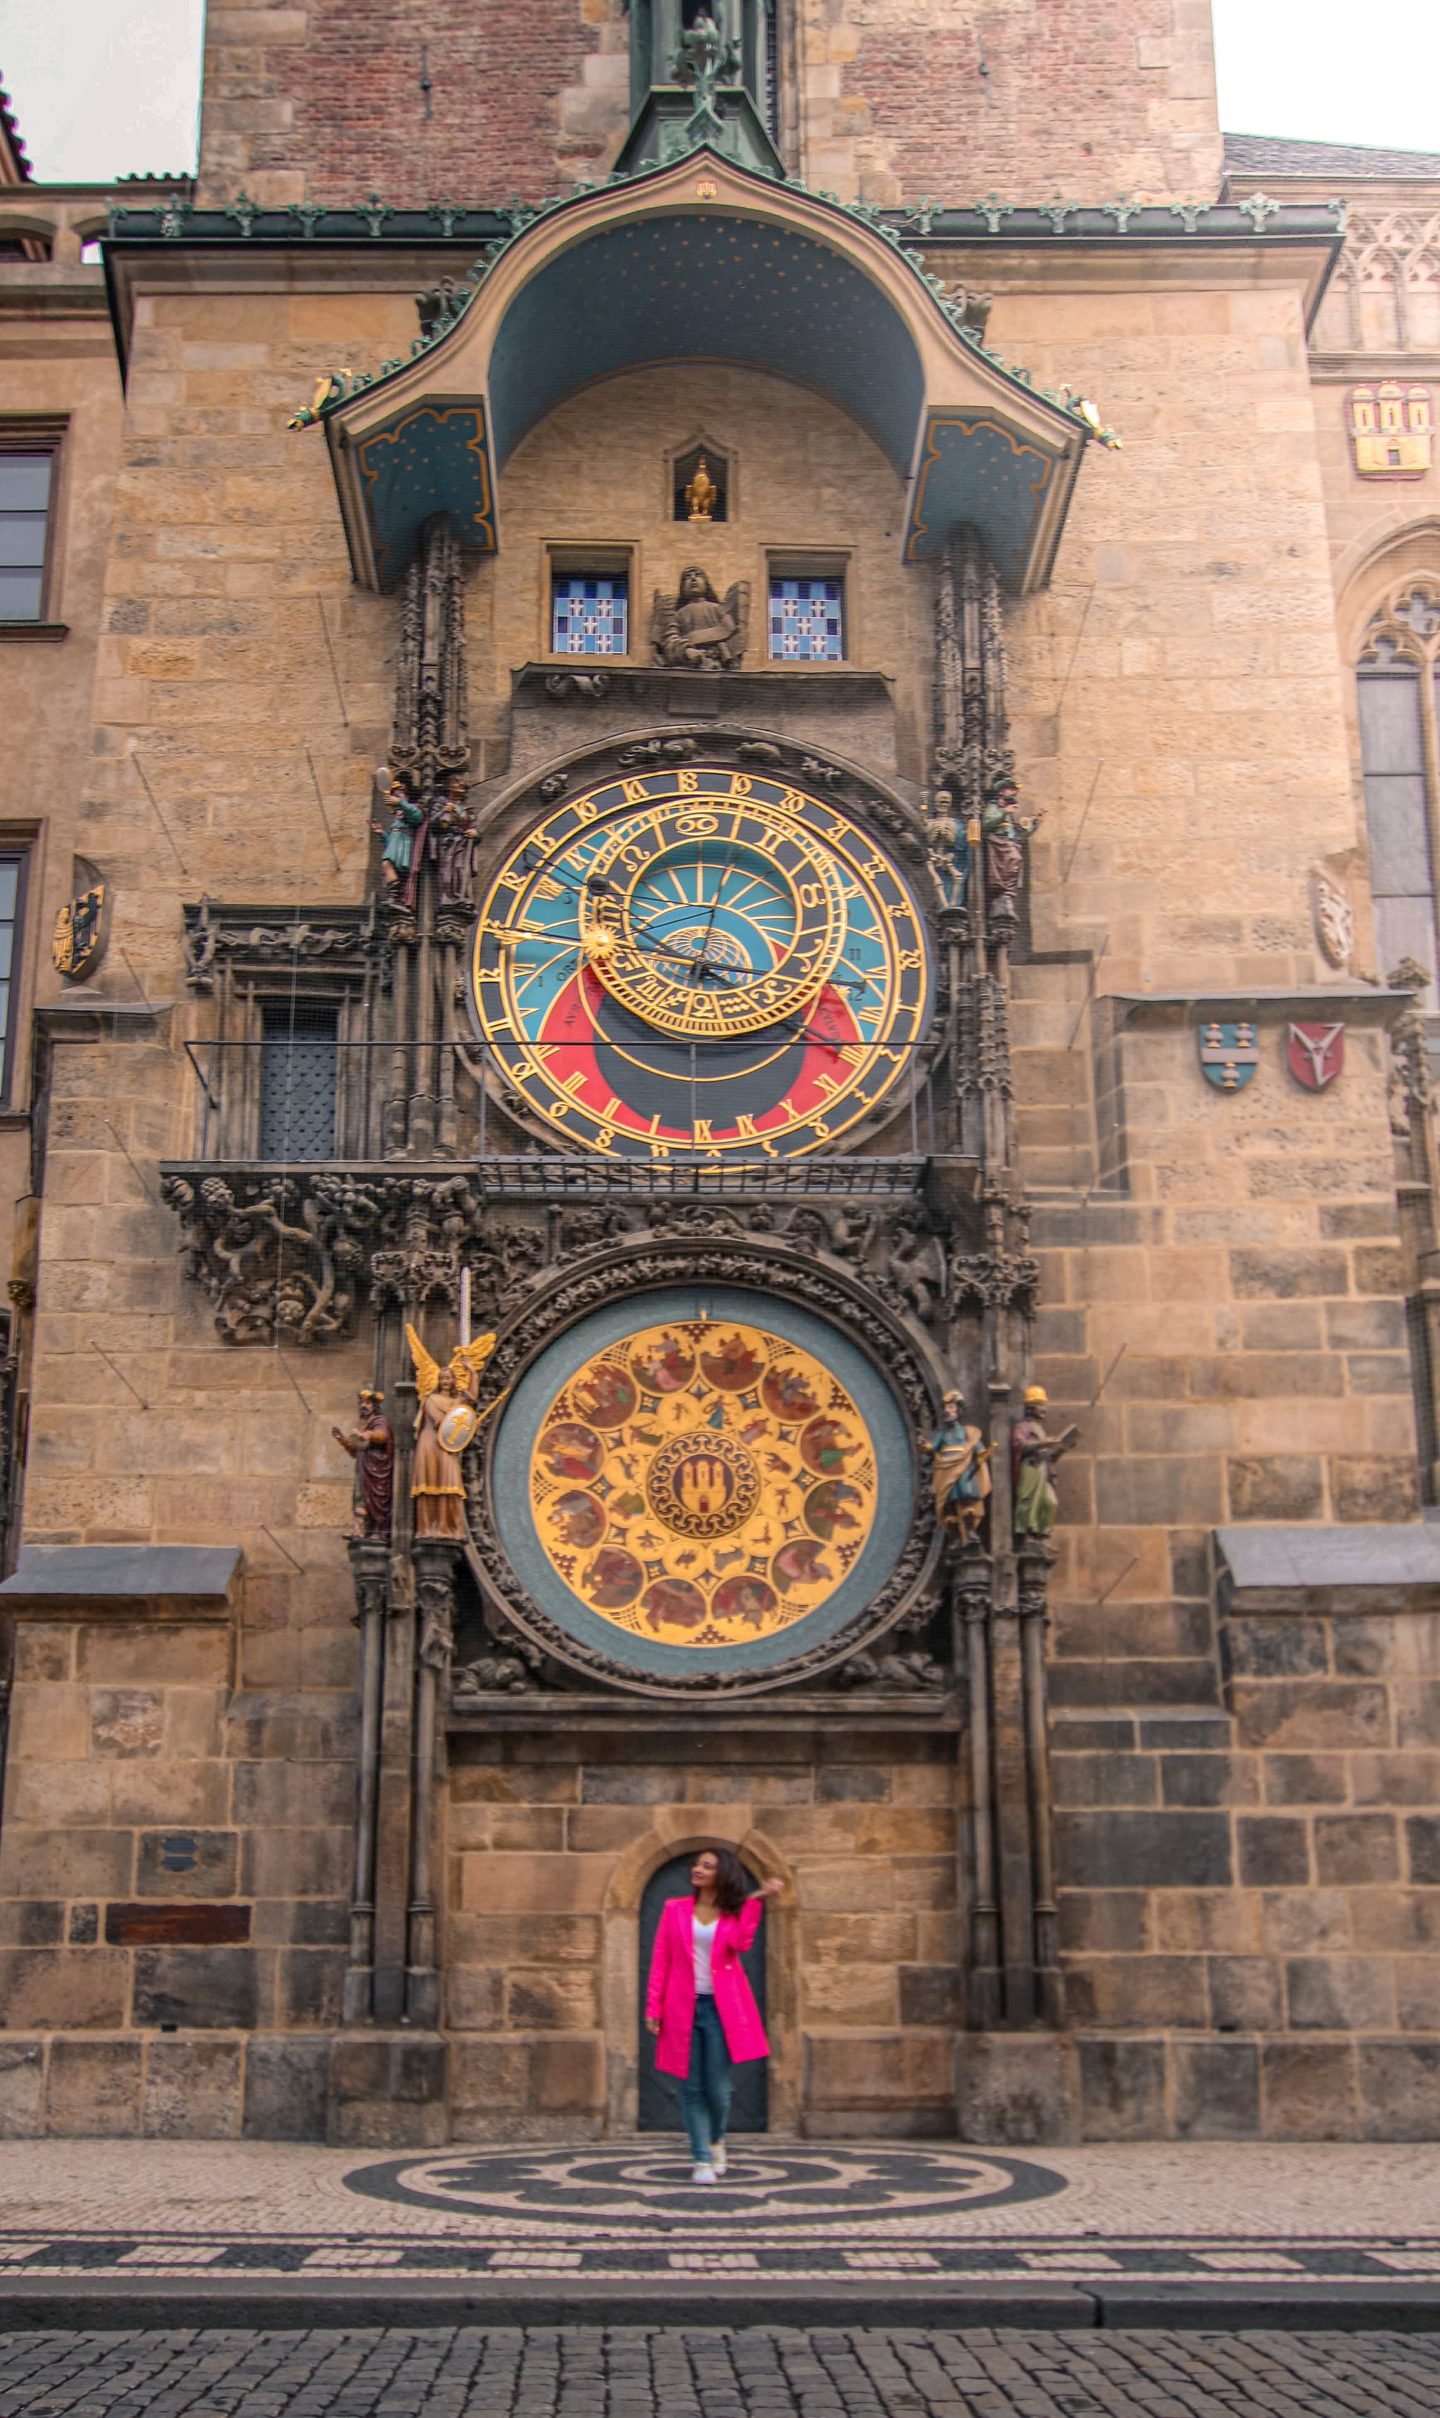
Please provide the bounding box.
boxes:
[0,1604,356,2138]
[444,1728,959,2141]
[1056,1597,1440,2142]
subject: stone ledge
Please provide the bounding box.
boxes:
[0,1544,241,1618]
[1216,1524,1440,1613]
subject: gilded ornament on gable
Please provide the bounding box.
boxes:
[1348,383,1433,479]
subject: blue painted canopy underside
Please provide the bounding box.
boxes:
[488,215,926,476]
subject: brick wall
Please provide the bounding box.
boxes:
[198,0,1221,208]
[199,0,627,206]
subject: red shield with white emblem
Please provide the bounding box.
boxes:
[1287,1021,1344,1091]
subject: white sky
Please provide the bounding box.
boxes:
[0,0,1436,183]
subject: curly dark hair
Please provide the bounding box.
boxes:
[695,1847,748,1916]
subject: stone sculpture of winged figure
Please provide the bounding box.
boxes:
[650,566,749,669]
[405,1322,499,1541]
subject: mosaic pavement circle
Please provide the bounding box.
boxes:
[345,2143,1068,2228]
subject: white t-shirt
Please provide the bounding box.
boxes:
[693,1915,718,1995]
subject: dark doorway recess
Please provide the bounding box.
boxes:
[637,1850,768,2133]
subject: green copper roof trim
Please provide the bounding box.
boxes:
[283,145,1113,444]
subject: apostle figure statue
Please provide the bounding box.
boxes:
[981,779,1043,906]
[650,566,749,670]
[924,1389,993,1547]
[1011,1384,1079,1543]
[435,773,478,913]
[332,1387,395,1542]
[406,1323,499,1541]
[373,773,426,908]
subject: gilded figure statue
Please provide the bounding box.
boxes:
[685,457,719,523]
[332,1386,395,1542]
[650,566,749,670]
[923,1389,993,1546]
[1011,1384,1079,1543]
[406,1323,499,1542]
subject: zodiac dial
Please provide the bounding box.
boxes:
[468,763,932,1158]
[525,1317,879,1650]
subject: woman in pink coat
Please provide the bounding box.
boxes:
[645,1848,782,2184]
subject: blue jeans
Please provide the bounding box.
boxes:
[680,1995,733,2163]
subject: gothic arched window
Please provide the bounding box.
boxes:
[1358,578,1440,984]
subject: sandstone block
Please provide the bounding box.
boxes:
[1207,1954,1282,2030]
[806,2029,954,2115]
[1055,1809,1231,1890]
[1358,2042,1440,2141]
[243,2035,328,2140]
[530,2032,605,2116]
[804,1962,899,2028]
[143,2036,243,2138]
[133,1946,260,2030]
[0,2041,44,2138]
[1286,1956,1393,2029]
[45,2037,143,2137]
[1261,2040,1361,2140]
[1078,2036,1167,2140]
[459,1853,612,1915]
[504,1970,600,2033]
[1237,1817,1311,1889]
[1313,1815,1399,1887]
[956,2032,1080,2146]
[135,1829,239,1898]
[1263,1754,1348,1807]
[1171,2039,1260,2138]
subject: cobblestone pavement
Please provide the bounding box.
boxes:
[2,2326,1440,2417]
[1,2140,1439,2290]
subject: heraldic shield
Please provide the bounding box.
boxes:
[1199,1020,1258,1091]
[1288,1020,1344,1091]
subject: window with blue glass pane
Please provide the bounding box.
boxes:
[552,572,628,657]
[768,575,844,661]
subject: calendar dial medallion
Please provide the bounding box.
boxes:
[468,763,932,1159]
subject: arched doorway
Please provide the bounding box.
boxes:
[637,1851,768,2134]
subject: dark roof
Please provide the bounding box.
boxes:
[0,77,31,182]
[1225,131,1440,178]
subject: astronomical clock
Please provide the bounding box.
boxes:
[463,743,948,1696]
[468,762,932,1162]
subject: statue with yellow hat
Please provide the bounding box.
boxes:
[1011,1384,1080,1543]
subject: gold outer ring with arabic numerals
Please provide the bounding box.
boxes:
[579,798,848,1040]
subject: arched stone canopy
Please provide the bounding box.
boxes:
[322,148,1093,597]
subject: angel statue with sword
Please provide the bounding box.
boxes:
[405,1323,500,1540]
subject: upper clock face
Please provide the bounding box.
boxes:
[468,763,932,1159]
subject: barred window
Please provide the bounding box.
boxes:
[259,1001,338,1162]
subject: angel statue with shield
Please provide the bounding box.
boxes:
[405,1323,499,1541]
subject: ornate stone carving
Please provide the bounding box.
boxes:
[650,568,749,669]
[160,1170,385,1345]
[1389,956,1433,1142]
[1313,870,1355,970]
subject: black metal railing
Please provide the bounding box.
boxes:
[179,1036,940,1191]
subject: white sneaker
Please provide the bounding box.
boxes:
[712,2142,727,2176]
[692,2162,717,2185]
